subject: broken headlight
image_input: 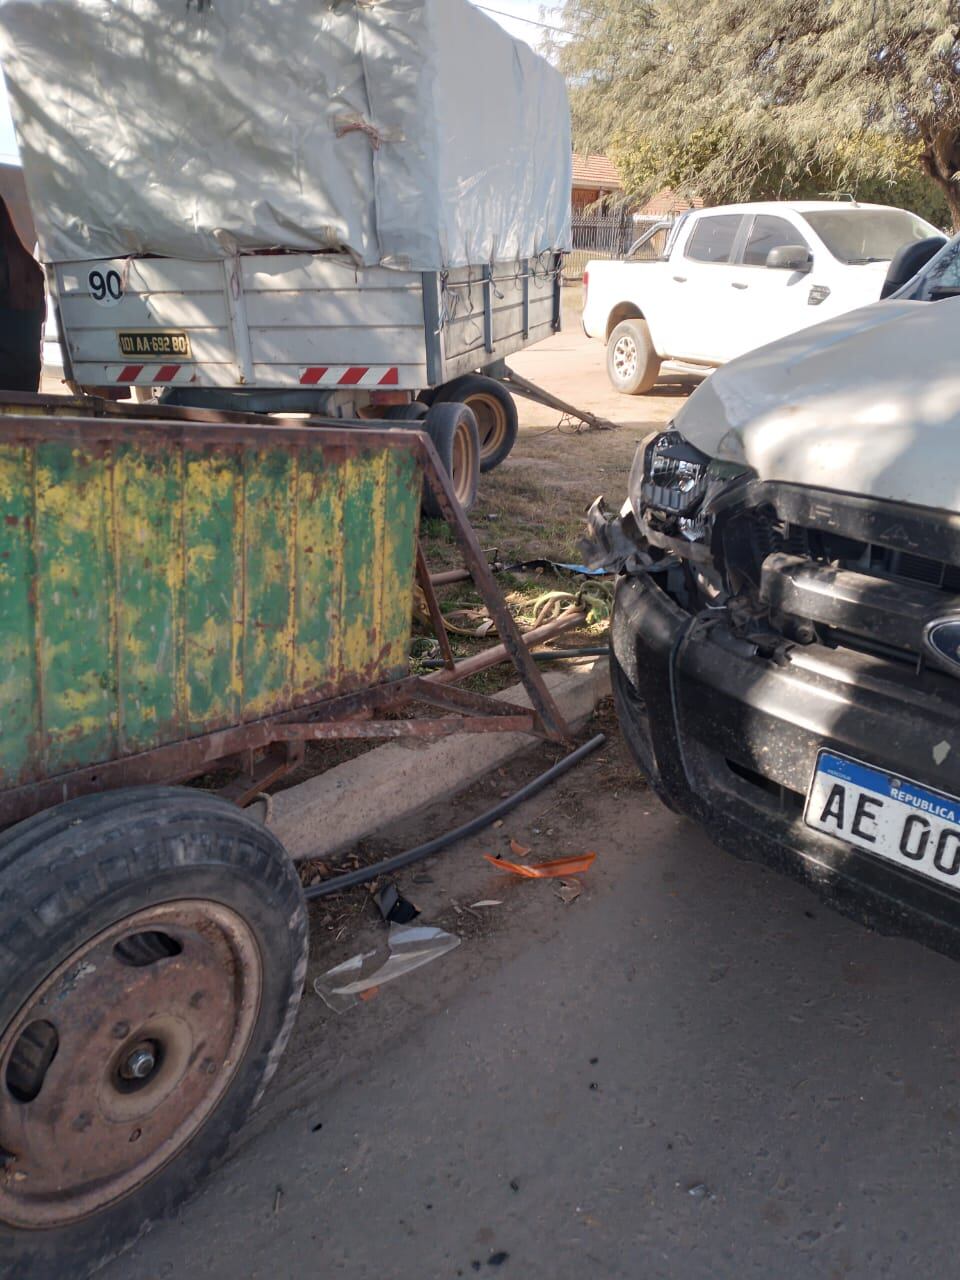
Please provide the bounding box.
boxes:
[630,429,712,519]
[628,429,754,548]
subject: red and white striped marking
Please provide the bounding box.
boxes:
[299,365,400,387]
[111,363,190,385]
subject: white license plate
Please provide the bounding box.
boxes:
[805,750,960,887]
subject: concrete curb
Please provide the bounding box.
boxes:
[269,656,610,861]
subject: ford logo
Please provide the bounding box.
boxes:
[924,617,960,671]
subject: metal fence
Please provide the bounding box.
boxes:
[564,212,675,282]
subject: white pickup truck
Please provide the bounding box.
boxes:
[581,200,942,393]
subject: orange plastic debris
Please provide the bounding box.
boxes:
[509,838,532,857]
[358,986,381,1003]
[483,852,597,878]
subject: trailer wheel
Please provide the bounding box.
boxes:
[433,375,518,472]
[0,787,308,1279]
[606,319,661,395]
[421,401,480,518]
[383,401,429,422]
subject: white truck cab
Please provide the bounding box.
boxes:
[582,200,941,393]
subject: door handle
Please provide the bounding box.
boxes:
[731,281,748,290]
[672,275,687,283]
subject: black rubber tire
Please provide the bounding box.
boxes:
[0,787,308,1280]
[420,401,480,519]
[384,401,429,422]
[606,318,661,395]
[432,375,519,472]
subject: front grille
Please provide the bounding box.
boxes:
[722,488,960,667]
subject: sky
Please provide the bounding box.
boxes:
[0,1,563,165]
[469,1,563,47]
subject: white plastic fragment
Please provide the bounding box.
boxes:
[313,923,461,1013]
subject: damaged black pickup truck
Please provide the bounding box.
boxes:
[590,290,960,952]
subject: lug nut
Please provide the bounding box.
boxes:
[120,1042,157,1082]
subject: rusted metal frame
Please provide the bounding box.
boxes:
[0,412,439,456]
[0,407,575,832]
[0,390,291,427]
[290,673,425,724]
[0,671,546,831]
[271,714,534,741]
[415,541,456,670]
[413,436,574,744]
[407,677,535,722]
[216,742,304,806]
[426,608,587,684]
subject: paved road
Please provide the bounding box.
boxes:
[104,745,960,1280]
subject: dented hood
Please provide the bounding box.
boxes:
[673,296,960,513]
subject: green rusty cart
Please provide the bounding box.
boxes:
[0,395,573,1278]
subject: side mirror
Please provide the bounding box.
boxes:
[766,245,813,273]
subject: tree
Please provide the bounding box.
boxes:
[553,0,960,229]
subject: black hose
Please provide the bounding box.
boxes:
[304,731,607,900]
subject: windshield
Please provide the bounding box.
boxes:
[802,209,937,264]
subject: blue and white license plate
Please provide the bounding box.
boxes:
[805,750,960,887]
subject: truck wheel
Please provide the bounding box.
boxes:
[421,401,480,519]
[433,375,518,472]
[606,319,661,395]
[0,787,308,1280]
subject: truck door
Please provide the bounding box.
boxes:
[726,214,816,358]
[661,213,746,363]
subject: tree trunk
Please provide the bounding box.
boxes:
[920,133,960,232]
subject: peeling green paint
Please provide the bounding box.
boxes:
[0,428,421,787]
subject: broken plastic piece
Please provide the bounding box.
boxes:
[509,838,531,857]
[313,923,461,1013]
[470,899,503,908]
[375,882,420,925]
[483,852,597,878]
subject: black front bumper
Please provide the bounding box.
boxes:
[612,571,960,954]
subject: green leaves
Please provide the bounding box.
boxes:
[556,0,959,227]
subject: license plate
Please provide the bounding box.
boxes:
[118,330,192,359]
[805,750,960,887]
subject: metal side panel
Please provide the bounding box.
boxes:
[241,252,430,391]
[0,419,422,789]
[56,258,239,390]
[439,259,557,381]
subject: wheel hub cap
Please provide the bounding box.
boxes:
[613,335,638,379]
[0,901,262,1228]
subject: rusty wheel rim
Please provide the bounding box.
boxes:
[450,418,478,506]
[465,393,506,462]
[0,900,262,1229]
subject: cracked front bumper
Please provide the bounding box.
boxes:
[612,571,960,954]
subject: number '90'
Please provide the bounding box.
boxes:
[88,269,123,305]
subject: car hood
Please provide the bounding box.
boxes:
[673,296,960,513]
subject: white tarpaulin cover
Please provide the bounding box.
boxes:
[0,0,572,269]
